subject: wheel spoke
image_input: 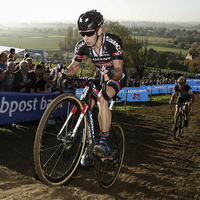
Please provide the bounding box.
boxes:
[34,94,86,186]
[95,122,124,188]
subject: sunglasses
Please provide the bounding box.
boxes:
[80,30,96,37]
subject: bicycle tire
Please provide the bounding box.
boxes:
[174,112,182,140]
[57,76,68,94]
[34,93,87,186]
[95,122,125,189]
[179,114,185,138]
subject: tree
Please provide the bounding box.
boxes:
[125,36,148,78]
[187,47,198,54]
[146,48,158,68]
[191,42,199,49]
[104,21,149,79]
[59,27,81,52]
[157,51,168,69]
[178,42,185,49]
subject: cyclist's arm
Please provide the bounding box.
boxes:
[170,92,176,103]
[112,59,123,80]
[66,60,81,76]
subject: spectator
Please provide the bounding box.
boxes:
[0,52,7,71]
[1,61,15,91]
[29,64,42,93]
[23,52,30,60]
[7,48,16,61]
[13,60,32,92]
[15,63,20,71]
[35,70,51,93]
[0,68,5,90]
[39,62,47,78]
[47,75,57,92]
[25,57,33,71]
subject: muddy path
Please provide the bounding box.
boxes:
[0,93,199,200]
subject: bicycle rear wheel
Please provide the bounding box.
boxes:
[174,112,183,140]
[95,122,125,189]
[34,93,87,186]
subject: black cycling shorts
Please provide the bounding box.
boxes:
[91,68,127,101]
[177,97,190,104]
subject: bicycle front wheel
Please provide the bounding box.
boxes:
[174,112,183,140]
[34,93,87,186]
[95,122,125,189]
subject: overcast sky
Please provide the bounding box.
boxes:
[2,0,200,23]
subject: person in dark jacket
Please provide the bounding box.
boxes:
[13,60,32,93]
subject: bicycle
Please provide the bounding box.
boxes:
[170,102,189,140]
[33,69,125,188]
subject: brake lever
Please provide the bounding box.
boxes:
[100,65,106,85]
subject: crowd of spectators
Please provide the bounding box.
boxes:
[0,48,58,93]
[0,48,198,93]
[125,69,198,87]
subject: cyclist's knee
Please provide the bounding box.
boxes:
[99,95,109,107]
[175,106,179,113]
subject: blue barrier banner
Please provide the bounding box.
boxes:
[0,91,73,125]
[151,85,167,94]
[186,79,194,87]
[75,88,84,99]
[192,79,200,87]
[146,86,151,95]
[124,87,148,102]
[115,89,126,101]
[165,84,176,93]
[75,87,148,102]
[192,85,200,92]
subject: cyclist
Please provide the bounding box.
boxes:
[63,10,127,164]
[169,76,195,130]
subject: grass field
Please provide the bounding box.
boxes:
[0,30,63,51]
[147,36,188,55]
[0,29,189,56]
[148,44,188,56]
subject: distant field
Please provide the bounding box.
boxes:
[0,30,63,51]
[147,36,188,55]
[148,44,188,56]
[0,30,189,56]
[147,36,173,44]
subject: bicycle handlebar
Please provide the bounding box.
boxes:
[63,75,101,84]
[59,66,111,101]
[169,102,190,111]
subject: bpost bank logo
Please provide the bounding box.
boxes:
[0,96,52,117]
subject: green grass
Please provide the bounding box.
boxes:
[148,44,188,55]
[0,30,63,51]
[147,36,188,55]
[147,36,173,44]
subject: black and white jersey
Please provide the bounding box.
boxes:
[74,33,124,69]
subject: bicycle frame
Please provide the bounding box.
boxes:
[172,102,189,140]
[176,102,188,119]
[34,74,125,188]
[57,82,117,147]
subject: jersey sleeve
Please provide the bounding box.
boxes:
[187,85,193,95]
[172,85,178,95]
[74,40,86,63]
[106,34,123,60]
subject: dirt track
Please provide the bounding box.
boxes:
[0,93,200,200]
